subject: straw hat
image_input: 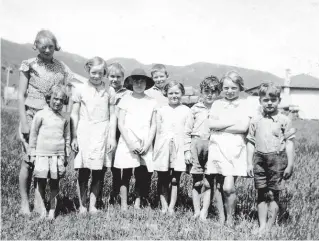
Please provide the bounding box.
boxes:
[123,68,154,91]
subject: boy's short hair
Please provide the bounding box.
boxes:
[200,75,221,93]
[258,82,281,98]
[163,80,185,97]
[107,62,125,77]
[151,64,169,78]
[45,84,68,104]
[220,70,245,91]
[84,56,107,76]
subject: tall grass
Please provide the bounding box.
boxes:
[1,107,318,240]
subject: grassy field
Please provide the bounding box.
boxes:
[1,107,319,240]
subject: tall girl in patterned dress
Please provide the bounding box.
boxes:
[18,30,74,215]
[113,68,157,211]
[70,57,116,214]
[207,71,251,225]
[153,81,193,215]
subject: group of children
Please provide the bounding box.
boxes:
[18,30,295,235]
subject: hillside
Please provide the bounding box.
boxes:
[1,38,284,90]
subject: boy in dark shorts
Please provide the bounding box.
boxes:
[189,76,221,221]
[247,82,296,235]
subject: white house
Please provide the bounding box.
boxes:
[245,73,319,120]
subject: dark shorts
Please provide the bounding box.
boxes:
[190,138,209,174]
[254,152,288,190]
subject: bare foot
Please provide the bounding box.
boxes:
[252,226,267,237]
[168,208,175,216]
[79,206,87,215]
[161,208,167,214]
[47,209,55,220]
[89,206,100,214]
[19,207,31,216]
[199,210,208,221]
[192,212,200,219]
[134,198,141,210]
[121,205,128,212]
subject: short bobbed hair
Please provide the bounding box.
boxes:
[163,80,185,97]
[107,62,125,77]
[45,84,68,105]
[220,70,245,91]
[33,30,61,51]
[84,56,107,76]
[200,75,221,93]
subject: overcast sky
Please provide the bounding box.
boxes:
[2,0,319,78]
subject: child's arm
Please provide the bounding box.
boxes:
[221,116,251,134]
[208,118,234,131]
[184,110,194,164]
[29,113,42,159]
[107,103,117,153]
[140,110,157,155]
[283,139,294,179]
[18,70,30,139]
[64,118,71,158]
[118,109,141,154]
[246,118,257,177]
[70,102,80,152]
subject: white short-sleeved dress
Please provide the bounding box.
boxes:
[153,104,193,172]
[207,98,251,176]
[72,81,113,170]
[113,93,157,172]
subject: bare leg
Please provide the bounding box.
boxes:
[48,179,59,219]
[222,176,237,226]
[200,175,213,221]
[168,170,182,215]
[19,160,33,214]
[77,168,90,214]
[192,174,203,218]
[157,171,169,213]
[267,190,279,230]
[215,175,226,224]
[254,188,268,235]
[120,168,133,211]
[34,178,47,218]
[89,170,103,213]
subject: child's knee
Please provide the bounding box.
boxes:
[171,177,178,186]
[202,178,211,189]
[267,189,280,203]
[223,184,235,196]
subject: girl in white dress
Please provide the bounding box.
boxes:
[113,68,157,211]
[71,57,116,214]
[207,71,251,225]
[153,81,193,215]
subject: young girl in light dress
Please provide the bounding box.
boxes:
[71,57,116,214]
[153,80,193,215]
[18,29,74,215]
[113,68,157,211]
[207,71,252,225]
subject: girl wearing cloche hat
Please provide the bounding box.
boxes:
[113,68,157,211]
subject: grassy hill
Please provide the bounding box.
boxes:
[1,38,284,90]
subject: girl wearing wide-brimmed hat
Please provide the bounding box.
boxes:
[113,68,157,211]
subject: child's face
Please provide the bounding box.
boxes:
[132,78,147,94]
[108,69,124,90]
[260,94,281,114]
[49,92,65,112]
[202,88,219,105]
[167,85,182,105]
[37,37,55,61]
[89,65,105,85]
[152,71,167,90]
[222,78,240,100]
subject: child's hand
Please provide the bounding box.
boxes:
[128,142,141,155]
[139,143,150,155]
[71,138,79,152]
[107,138,117,153]
[247,164,254,177]
[283,165,293,180]
[184,150,192,164]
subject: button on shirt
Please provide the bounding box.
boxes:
[190,102,210,140]
[246,111,296,153]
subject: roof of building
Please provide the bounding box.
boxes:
[246,74,319,91]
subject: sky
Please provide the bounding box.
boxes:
[2,0,319,78]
